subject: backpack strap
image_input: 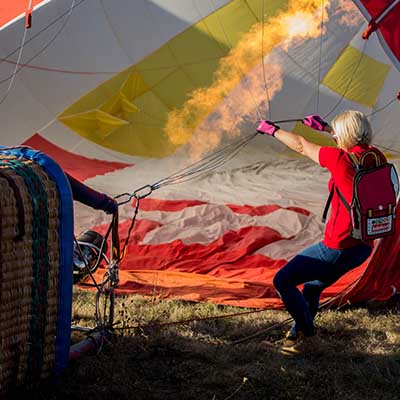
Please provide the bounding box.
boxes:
[347,150,383,168]
[321,184,351,223]
[347,152,360,168]
[335,186,351,212]
[322,186,334,223]
[359,150,381,167]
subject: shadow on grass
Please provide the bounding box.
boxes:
[11,310,400,400]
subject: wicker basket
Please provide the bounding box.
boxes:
[0,155,61,393]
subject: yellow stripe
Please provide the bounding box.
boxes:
[322,46,390,108]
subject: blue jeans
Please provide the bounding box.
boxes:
[273,241,372,336]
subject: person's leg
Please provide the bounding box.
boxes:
[304,242,373,319]
[285,242,372,337]
[273,242,333,336]
[274,242,372,337]
[303,280,328,320]
[288,279,327,337]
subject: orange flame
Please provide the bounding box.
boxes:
[164,0,360,161]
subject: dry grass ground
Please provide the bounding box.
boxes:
[13,290,400,400]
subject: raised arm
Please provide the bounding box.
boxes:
[256,115,332,164]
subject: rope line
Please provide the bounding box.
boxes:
[231,282,362,346]
[0,0,80,87]
[316,0,325,114]
[366,96,398,118]
[261,0,272,120]
[374,143,400,155]
[0,0,32,105]
[210,0,264,120]
[151,133,257,190]
[193,1,227,56]
[119,197,141,262]
[114,307,273,332]
[0,57,117,75]
[114,132,258,206]
[112,272,361,341]
[323,40,368,119]
[143,0,198,93]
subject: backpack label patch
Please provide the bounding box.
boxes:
[367,215,393,236]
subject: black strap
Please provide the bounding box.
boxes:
[347,152,360,168]
[322,184,351,223]
[322,187,334,223]
[335,186,351,212]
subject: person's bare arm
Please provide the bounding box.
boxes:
[274,129,322,164]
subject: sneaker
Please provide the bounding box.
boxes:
[263,330,297,348]
[279,331,319,356]
[259,330,308,351]
[282,328,298,342]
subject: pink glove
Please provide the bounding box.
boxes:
[257,120,280,136]
[302,115,327,131]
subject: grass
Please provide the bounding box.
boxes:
[12,290,400,400]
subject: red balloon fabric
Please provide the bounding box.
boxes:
[81,198,396,309]
[355,0,400,68]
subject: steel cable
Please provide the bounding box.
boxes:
[323,40,368,119]
[261,0,272,120]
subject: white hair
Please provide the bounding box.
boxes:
[331,110,372,150]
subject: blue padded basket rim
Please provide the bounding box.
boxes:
[0,146,73,375]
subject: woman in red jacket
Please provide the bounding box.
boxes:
[257,110,386,355]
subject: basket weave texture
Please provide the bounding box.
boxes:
[0,155,60,392]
